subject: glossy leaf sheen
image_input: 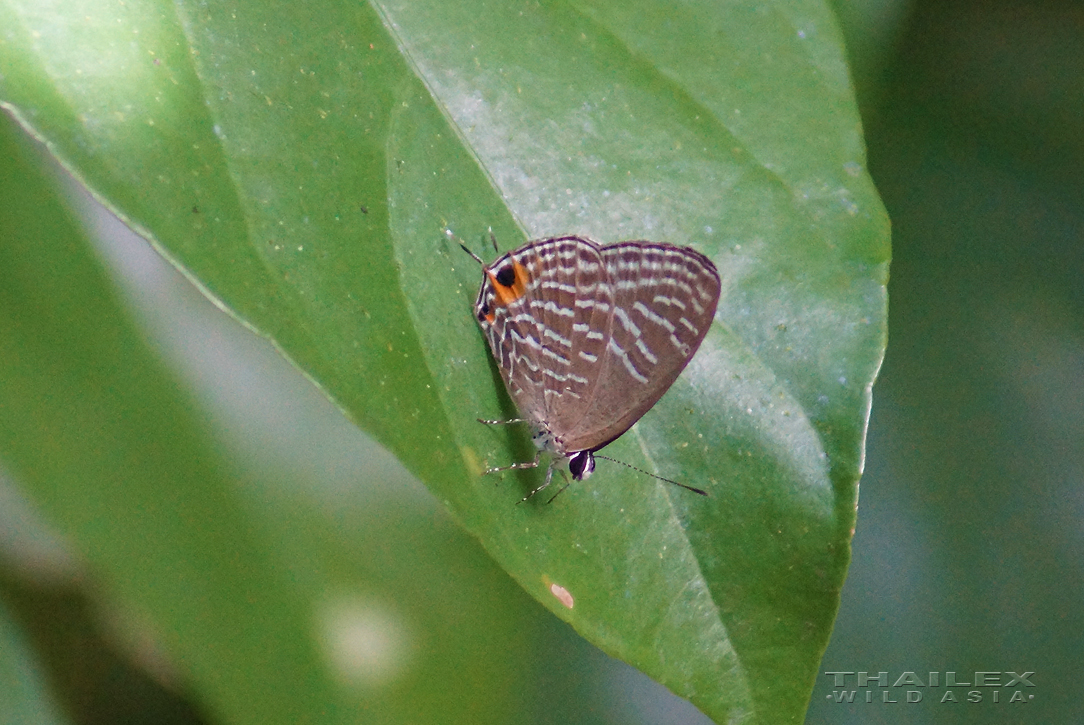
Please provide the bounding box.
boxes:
[0,0,889,722]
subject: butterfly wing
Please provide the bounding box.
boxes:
[474,237,719,456]
[474,237,608,440]
[559,241,721,452]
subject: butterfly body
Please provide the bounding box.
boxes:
[468,235,720,498]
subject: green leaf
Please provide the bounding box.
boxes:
[0,115,350,723]
[0,597,69,725]
[1,0,889,721]
[0,114,534,725]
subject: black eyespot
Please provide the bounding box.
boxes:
[495,265,516,287]
[478,302,490,320]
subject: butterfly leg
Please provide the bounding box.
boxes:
[477,417,530,426]
[482,450,540,476]
[544,469,574,504]
[517,464,559,504]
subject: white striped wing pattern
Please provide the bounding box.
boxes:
[473,236,720,457]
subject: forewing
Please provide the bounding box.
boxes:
[474,237,609,437]
[561,242,721,452]
[475,250,549,425]
[520,238,612,444]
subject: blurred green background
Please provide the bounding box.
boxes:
[813,0,1083,722]
[2,0,1081,723]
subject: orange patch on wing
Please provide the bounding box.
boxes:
[486,260,530,307]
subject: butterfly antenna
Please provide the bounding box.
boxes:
[594,455,708,496]
[445,228,486,266]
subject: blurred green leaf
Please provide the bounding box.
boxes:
[0,111,533,725]
[0,598,68,725]
[0,115,349,723]
[0,0,889,722]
